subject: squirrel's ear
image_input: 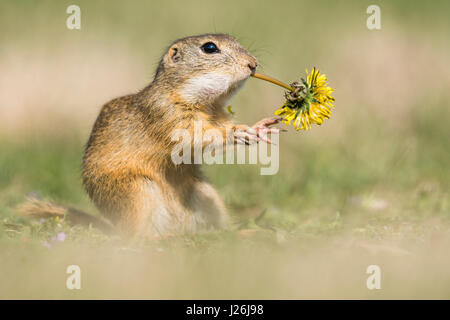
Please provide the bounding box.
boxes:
[168,46,181,63]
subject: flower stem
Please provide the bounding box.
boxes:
[251,72,295,92]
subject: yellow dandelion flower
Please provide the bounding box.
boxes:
[275,67,335,131]
[252,67,335,132]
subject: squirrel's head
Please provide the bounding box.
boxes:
[155,34,258,107]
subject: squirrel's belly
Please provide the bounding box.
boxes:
[141,179,228,237]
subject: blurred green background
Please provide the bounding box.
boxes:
[0,0,449,299]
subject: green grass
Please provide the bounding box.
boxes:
[1,102,449,299]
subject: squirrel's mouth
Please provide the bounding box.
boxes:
[234,68,254,84]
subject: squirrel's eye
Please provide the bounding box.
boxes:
[201,42,220,54]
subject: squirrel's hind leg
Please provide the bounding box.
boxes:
[113,179,228,238]
[189,181,228,233]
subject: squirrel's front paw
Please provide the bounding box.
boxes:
[233,117,285,145]
[234,125,259,145]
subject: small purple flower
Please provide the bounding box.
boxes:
[56,232,66,242]
[50,232,67,243]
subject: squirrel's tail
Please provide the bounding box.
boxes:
[16,196,114,234]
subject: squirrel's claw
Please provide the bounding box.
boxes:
[253,116,282,128]
[234,129,260,145]
[234,117,285,145]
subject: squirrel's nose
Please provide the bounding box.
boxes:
[248,61,258,73]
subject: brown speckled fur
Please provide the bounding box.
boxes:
[81,34,259,237]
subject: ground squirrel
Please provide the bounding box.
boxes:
[19,34,281,238]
